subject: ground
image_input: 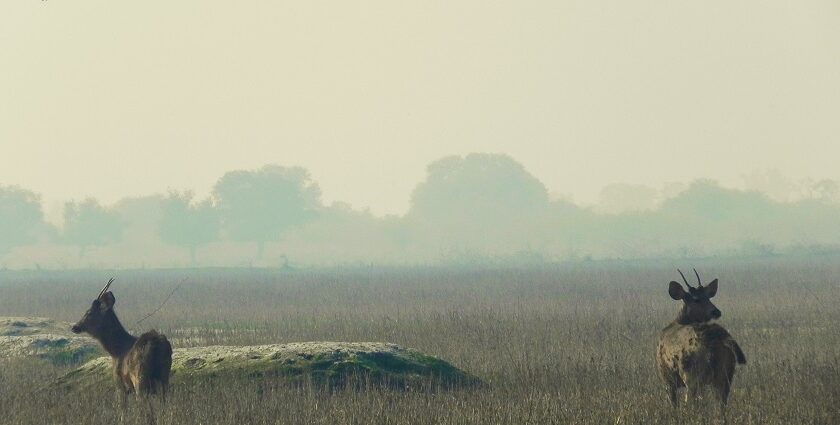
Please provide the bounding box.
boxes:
[0,316,100,365]
[0,259,838,424]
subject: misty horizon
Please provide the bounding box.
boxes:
[5,156,838,227]
[3,152,840,270]
[3,1,839,269]
[3,1,839,223]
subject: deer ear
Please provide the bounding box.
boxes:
[99,291,115,311]
[705,279,718,298]
[668,281,686,300]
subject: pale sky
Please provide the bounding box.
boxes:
[2,1,839,223]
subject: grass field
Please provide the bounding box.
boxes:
[1,258,838,424]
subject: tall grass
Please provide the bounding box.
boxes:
[1,258,838,424]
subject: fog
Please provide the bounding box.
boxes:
[2,1,839,268]
[3,1,840,218]
[2,154,840,269]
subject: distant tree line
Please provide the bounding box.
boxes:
[2,154,840,268]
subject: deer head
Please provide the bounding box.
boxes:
[668,269,721,324]
[71,277,118,337]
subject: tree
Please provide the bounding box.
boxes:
[660,180,773,222]
[0,185,44,255]
[62,198,123,258]
[284,202,407,264]
[407,153,550,253]
[410,153,549,220]
[213,165,321,258]
[656,180,777,251]
[159,191,219,265]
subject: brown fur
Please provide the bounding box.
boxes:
[71,289,173,405]
[657,322,745,406]
[656,276,746,409]
[117,331,173,397]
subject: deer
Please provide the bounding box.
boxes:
[656,269,746,411]
[71,278,173,416]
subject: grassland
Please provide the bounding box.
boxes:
[0,258,838,424]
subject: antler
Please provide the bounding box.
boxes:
[677,269,693,288]
[97,277,115,299]
[693,268,703,288]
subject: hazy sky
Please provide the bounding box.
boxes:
[2,1,839,222]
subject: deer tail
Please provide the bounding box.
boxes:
[725,339,747,365]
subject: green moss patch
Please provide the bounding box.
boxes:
[55,341,481,390]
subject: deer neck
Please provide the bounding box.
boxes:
[92,311,138,358]
[674,307,704,326]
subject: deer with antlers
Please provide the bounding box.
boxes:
[71,278,173,411]
[656,269,746,410]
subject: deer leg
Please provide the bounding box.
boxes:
[715,357,735,416]
[683,376,700,404]
[715,372,732,421]
[144,396,157,425]
[717,382,730,408]
[114,390,129,423]
[114,379,130,422]
[666,383,678,407]
[663,374,680,407]
[135,390,157,425]
[135,376,160,425]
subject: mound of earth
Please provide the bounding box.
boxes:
[0,317,101,365]
[55,342,481,390]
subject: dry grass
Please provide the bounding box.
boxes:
[1,258,839,424]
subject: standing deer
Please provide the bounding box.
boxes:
[71,278,173,413]
[656,269,746,410]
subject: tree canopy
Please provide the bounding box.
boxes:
[213,165,321,257]
[409,153,549,223]
[0,186,45,254]
[159,191,220,265]
[62,199,123,258]
[408,153,551,253]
